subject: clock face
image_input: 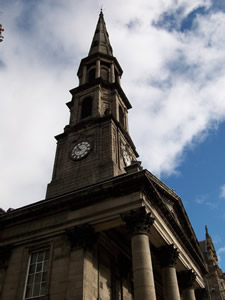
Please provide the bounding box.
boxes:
[123,150,132,167]
[71,141,92,161]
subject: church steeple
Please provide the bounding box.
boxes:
[46,13,138,199]
[77,11,123,87]
[88,10,113,56]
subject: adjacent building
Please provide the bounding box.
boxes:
[199,227,225,300]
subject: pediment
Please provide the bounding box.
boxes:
[161,195,181,227]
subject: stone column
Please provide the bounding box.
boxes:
[81,65,87,85]
[110,63,115,83]
[159,244,181,300]
[122,207,156,300]
[116,74,121,84]
[65,225,99,300]
[178,270,196,300]
[96,59,101,78]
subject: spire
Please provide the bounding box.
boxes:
[88,10,113,56]
[205,225,213,244]
[205,225,209,237]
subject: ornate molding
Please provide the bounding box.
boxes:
[178,270,196,289]
[66,224,98,251]
[121,207,154,235]
[159,244,179,268]
[0,245,12,269]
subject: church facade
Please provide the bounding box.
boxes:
[0,12,209,300]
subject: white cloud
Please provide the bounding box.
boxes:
[218,246,225,254]
[218,246,225,264]
[1,0,225,209]
[195,194,218,208]
[219,185,225,198]
[213,235,222,245]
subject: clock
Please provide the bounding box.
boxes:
[123,150,132,166]
[71,141,92,161]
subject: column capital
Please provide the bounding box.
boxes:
[121,207,154,235]
[159,244,179,268]
[178,270,196,289]
[65,224,98,251]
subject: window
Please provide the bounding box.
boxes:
[101,67,109,81]
[119,106,124,127]
[81,97,92,119]
[88,68,96,82]
[24,249,49,299]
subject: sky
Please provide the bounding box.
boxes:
[1,0,225,270]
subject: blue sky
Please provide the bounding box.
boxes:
[163,121,225,252]
[1,0,225,271]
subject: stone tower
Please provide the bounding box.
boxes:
[46,11,138,199]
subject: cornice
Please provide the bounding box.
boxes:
[0,168,208,275]
[77,53,123,76]
[69,77,132,109]
[0,170,146,226]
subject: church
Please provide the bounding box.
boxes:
[0,11,210,300]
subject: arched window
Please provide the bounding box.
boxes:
[101,67,109,81]
[88,68,96,83]
[119,106,124,127]
[81,97,92,119]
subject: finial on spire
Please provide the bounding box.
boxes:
[205,225,209,236]
[100,5,103,16]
